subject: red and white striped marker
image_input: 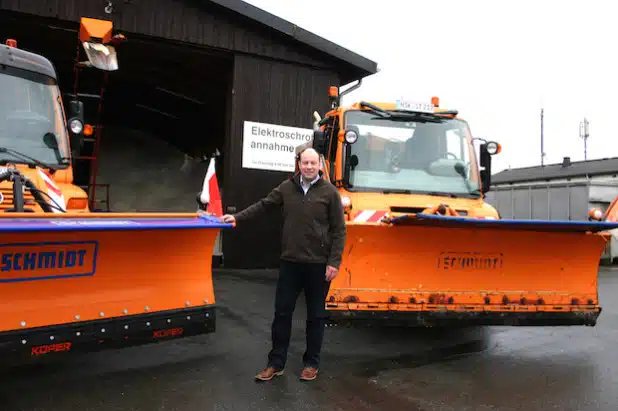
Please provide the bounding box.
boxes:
[38,169,66,213]
[352,210,388,223]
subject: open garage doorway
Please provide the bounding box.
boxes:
[0,11,232,213]
[93,34,232,213]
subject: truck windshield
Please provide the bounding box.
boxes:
[0,65,70,168]
[344,109,480,198]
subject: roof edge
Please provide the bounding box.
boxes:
[208,0,378,76]
[492,170,618,185]
[0,44,57,80]
[494,156,618,176]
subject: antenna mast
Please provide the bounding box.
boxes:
[540,108,545,166]
[579,118,590,160]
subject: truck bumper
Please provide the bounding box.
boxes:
[326,307,601,327]
[0,305,216,362]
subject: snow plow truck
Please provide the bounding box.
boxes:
[302,82,618,328]
[0,17,229,362]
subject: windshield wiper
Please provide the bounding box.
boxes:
[0,147,61,170]
[359,101,392,118]
[427,191,459,198]
[380,111,447,123]
[359,101,457,124]
[453,162,476,196]
[392,109,459,116]
[382,189,411,194]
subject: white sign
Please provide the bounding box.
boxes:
[242,121,313,172]
[395,99,435,113]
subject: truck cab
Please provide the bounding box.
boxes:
[0,38,92,213]
[307,85,618,329]
[312,87,502,221]
[0,17,120,213]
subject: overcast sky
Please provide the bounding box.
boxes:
[242,0,616,173]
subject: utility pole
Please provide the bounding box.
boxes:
[540,108,545,166]
[579,118,590,161]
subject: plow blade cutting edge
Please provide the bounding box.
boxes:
[326,213,618,327]
[0,212,231,361]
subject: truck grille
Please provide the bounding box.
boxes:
[0,188,36,210]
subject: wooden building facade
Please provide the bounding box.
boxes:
[0,0,378,268]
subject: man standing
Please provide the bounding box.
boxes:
[220,147,346,381]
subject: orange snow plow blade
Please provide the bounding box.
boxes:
[0,212,230,361]
[326,213,618,327]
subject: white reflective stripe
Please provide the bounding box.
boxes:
[38,169,66,212]
[353,210,377,222]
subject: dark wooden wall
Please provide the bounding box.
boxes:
[0,0,359,269]
[223,54,339,268]
[0,0,339,72]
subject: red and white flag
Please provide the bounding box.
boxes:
[200,157,222,216]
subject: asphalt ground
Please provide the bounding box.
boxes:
[0,266,617,410]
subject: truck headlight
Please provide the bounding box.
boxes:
[344,130,358,144]
[70,119,83,134]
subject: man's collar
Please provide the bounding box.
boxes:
[300,174,320,185]
[291,171,323,185]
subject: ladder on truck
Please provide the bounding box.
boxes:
[69,31,113,212]
[64,89,111,212]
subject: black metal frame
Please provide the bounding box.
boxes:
[0,305,216,362]
[326,308,601,328]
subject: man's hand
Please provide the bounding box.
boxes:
[221,214,236,224]
[325,265,338,281]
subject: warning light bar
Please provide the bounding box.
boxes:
[5,39,17,48]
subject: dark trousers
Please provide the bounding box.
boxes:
[267,259,331,370]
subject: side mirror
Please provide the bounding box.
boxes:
[68,100,84,131]
[312,129,327,155]
[479,141,501,194]
[342,128,361,188]
[349,154,359,168]
[68,100,85,153]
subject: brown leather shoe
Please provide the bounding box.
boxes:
[299,366,318,381]
[254,367,284,381]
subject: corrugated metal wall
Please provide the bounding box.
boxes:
[485,181,618,263]
[223,54,339,268]
[486,183,591,220]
